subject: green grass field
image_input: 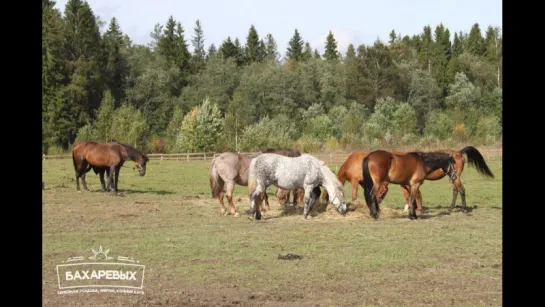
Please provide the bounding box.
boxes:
[42,154,502,306]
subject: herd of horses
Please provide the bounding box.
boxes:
[68,139,494,221]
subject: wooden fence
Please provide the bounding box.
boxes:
[43,148,502,164]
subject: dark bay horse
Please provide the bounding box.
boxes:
[209,148,303,217]
[72,140,149,193]
[362,150,457,220]
[399,146,494,212]
[322,146,494,212]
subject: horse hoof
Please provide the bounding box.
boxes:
[305,215,312,220]
[233,212,239,217]
[403,204,409,212]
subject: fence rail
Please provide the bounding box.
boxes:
[43,148,502,164]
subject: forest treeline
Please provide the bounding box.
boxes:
[42,0,502,154]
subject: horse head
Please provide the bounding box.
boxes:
[134,154,149,176]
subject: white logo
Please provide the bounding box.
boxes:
[56,246,145,295]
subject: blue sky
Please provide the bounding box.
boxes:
[53,0,502,57]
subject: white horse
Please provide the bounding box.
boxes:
[247,153,348,220]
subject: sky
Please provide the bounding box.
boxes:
[52,0,502,57]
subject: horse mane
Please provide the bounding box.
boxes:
[319,161,343,191]
[113,141,146,161]
[407,151,452,171]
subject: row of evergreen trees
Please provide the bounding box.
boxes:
[42,0,502,154]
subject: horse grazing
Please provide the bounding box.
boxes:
[247,153,348,220]
[400,146,494,212]
[322,146,494,213]
[209,148,303,217]
[361,150,457,220]
[260,147,304,205]
[72,141,149,193]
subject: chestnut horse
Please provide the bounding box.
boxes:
[72,141,149,193]
[83,139,151,192]
[322,146,494,212]
[362,150,457,220]
[209,148,303,217]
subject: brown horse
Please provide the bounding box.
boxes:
[399,146,494,212]
[72,141,149,193]
[362,150,457,220]
[322,146,494,212]
[209,148,303,217]
[83,139,151,192]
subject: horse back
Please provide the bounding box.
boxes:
[341,152,368,181]
[83,143,124,166]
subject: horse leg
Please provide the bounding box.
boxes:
[249,185,264,220]
[263,191,270,212]
[454,179,467,212]
[114,165,121,193]
[298,188,304,206]
[225,181,239,217]
[303,186,316,220]
[402,185,410,212]
[351,179,359,202]
[75,166,82,192]
[81,168,90,191]
[416,189,423,212]
[108,166,116,193]
[99,169,107,192]
[408,183,421,220]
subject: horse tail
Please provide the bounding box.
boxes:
[362,156,374,210]
[209,158,222,198]
[72,149,78,173]
[459,146,494,178]
[247,159,258,195]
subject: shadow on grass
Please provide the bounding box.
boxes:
[114,189,175,195]
[249,200,341,220]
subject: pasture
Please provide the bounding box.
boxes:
[42,152,502,306]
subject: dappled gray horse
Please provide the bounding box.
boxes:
[247,153,348,220]
[209,150,301,217]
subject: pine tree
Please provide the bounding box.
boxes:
[313,48,321,60]
[418,25,433,73]
[258,39,266,62]
[346,44,356,59]
[323,31,339,60]
[484,26,502,88]
[150,23,163,51]
[302,42,313,61]
[264,33,279,62]
[62,0,105,146]
[389,29,397,44]
[42,0,66,150]
[207,43,217,61]
[245,25,261,63]
[466,23,485,55]
[452,32,463,57]
[286,29,304,61]
[174,21,191,73]
[219,37,237,59]
[103,17,127,106]
[233,38,245,66]
[157,16,178,63]
[191,19,206,73]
